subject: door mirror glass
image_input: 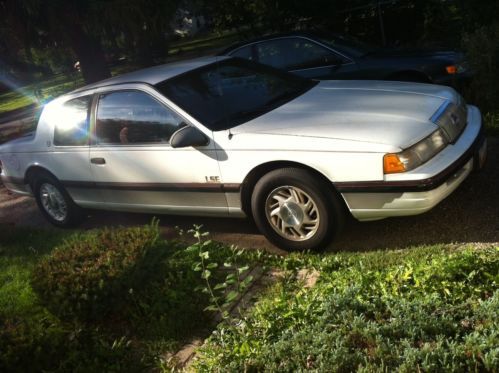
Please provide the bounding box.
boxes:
[170,125,209,148]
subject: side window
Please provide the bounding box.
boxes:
[256,39,291,69]
[95,91,184,145]
[286,38,345,70]
[230,45,255,61]
[257,38,344,71]
[54,96,91,146]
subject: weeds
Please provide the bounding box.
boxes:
[185,225,254,319]
[194,245,499,372]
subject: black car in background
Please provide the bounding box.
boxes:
[219,32,471,88]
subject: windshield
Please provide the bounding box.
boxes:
[155,58,316,131]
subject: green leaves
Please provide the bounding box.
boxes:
[201,269,211,280]
[195,246,499,372]
[31,221,162,321]
[186,226,256,320]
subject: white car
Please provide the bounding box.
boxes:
[0,57,487,250]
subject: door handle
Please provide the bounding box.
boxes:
[91,157,106,165]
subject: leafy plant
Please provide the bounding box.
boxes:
[194,246,499,371]
[31,221,161,321]
[185,225,254,319]
[462,23,499,114]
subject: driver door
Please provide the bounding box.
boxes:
[89,86,228,216]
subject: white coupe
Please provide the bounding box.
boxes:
[0,57,487,250]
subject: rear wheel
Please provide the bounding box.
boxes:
[32,173,84,227]
[251,168,344,251]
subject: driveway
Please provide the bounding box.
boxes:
[1,137,498,254]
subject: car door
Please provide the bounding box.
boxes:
[50,94,103,207]
[89,85,228,216]
[254,37,358,80]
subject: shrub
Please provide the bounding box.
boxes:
[31,222,161,321]
[462,23,499,114]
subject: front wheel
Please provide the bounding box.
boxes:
[251,168,344,251]
[33,173,84,227]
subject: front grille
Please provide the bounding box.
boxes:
[432,99,467,143]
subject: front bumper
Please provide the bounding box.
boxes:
[340,105,486,221]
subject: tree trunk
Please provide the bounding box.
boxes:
[66,22,111,84]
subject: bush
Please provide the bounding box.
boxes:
[31,222,161,321]
[462,23,499,113]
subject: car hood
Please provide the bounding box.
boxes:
[232,80,459,149]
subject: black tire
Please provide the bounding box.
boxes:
[32,172,85,228]
[251,168,344,251]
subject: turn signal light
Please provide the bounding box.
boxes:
[383,154,406,174]
[446,65,458,74]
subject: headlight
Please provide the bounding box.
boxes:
[432,100,467,143]
[383,130,448,174]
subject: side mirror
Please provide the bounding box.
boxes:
[170,125,209,148]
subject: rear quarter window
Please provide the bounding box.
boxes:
[53,96,92,146]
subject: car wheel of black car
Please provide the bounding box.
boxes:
[33,173,84,227]
[251,168,344,251]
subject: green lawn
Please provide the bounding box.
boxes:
[1,222,497,372]
[0,31,238,115]
[0,223,257,372]
[0,72,85,114]
[194,244,499,372]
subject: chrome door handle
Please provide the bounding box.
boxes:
[91,157,106,165]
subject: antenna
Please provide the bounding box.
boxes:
[228,128,233,140]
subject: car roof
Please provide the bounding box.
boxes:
[70,56,229,94]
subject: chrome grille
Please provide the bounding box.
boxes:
[432,100,467,143]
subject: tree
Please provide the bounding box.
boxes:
[0,0,180,84]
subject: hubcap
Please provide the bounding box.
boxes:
[265,186,320,241]
[40,183,68,222]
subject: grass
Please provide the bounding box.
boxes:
[194,244,499,372]
[0,31,238,115]
[168,30,238,56]
[2,222,497,372]
[0,223,257,372]
[485,111,499,136]
[0,72,85,114]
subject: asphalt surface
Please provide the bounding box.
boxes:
[1,137,498,255]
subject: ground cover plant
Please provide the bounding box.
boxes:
[194,245,499,372]
[1,221,498,372]
[0,222,257,372]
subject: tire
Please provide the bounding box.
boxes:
[32,172,85,228]
[251,168,344,251]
